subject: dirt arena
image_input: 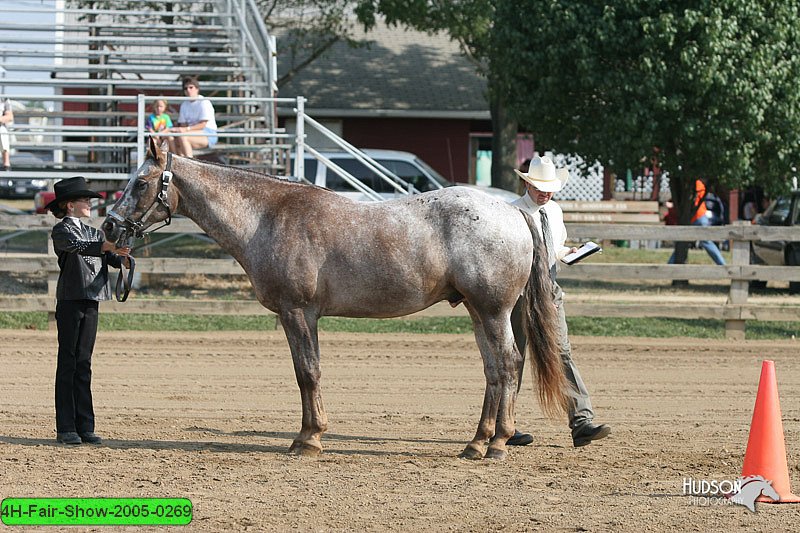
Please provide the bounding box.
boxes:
[2,329,800,531]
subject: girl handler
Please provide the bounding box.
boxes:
[46,176,132,445]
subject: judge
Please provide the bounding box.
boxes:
[506,156,610,448]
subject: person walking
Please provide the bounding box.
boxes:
[507,156,611,447]
[667,179,726,265]
[47,176,132,445]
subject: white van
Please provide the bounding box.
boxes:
[295,149,518,202]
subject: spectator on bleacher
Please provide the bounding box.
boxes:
[146,98,173,136]
[167,76,218,157]
[0,98,14,170]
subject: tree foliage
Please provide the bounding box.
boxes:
[492,0,800,220]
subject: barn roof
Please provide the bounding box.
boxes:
[276,22,489,119]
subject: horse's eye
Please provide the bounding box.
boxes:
[135,180,148,191]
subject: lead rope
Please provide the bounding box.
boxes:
[115,255,136,302]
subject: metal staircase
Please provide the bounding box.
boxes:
[0,0,421,204]
[0,0,281,185]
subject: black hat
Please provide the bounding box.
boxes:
[45,176,103,212]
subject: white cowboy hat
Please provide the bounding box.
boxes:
[513,155,569,193]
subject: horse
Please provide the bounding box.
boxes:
[102,137,567,460]
[727,475,780,512]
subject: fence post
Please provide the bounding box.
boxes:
[293,96,305,182]
[725,221,750,339]
[137,93,146,169]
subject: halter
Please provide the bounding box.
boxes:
[107,152,174,246]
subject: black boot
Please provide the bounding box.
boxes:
[572,423,611,447]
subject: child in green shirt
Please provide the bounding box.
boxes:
[146,99,173,134]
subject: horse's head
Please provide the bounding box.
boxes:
[757,478,780,503]
[728,475,780,511]
[102,136,178,246]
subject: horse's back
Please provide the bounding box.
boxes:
[253,185,533,317]
[343,187,533,312]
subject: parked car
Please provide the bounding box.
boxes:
[751,189,800,293]
[34,189,123,215]
[0,177,49,199]
[294,149,518,202]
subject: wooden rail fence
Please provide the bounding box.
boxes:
[2,215,800,338]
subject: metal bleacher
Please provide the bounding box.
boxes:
[0,0,285,190]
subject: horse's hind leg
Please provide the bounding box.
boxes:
[460,310,517,461]
[280,308,328,456]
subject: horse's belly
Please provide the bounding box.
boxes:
[321,281,443,318]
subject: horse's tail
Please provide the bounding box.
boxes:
[519,209,569,419]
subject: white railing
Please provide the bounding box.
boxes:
[291,98,433,200]
[220,0,278,130]
[5,93,427,202]
[5,93,291,179]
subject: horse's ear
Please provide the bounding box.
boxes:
[147,135,167,167]
[147,136,158,159]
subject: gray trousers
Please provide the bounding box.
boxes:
[511,282,594,429]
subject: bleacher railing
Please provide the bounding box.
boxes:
[4,93,420,202]
[4,93,292,181]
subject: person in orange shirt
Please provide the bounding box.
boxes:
[690,179,710,223]
[668,179,726,265]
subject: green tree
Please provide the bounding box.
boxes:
[355,0,521,192]
[491,0,800,261]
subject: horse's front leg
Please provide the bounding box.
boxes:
[460,311,517,460]
[280,307,328,456]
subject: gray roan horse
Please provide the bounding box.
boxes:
[103,138,568,460]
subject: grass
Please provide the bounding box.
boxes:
[1,312,797,340]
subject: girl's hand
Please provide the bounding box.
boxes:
[102,242,131,256]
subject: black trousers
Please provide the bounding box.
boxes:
[55,299,99,434]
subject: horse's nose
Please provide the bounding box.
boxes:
[101,219,115,236]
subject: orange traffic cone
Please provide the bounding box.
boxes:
[741,360,800,503]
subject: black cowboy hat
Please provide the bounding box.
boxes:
[45,176,103,212]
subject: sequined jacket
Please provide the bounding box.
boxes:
[51,218,124,301]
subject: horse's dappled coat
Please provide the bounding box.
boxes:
[102,138,567,460]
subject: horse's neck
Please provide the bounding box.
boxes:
[172,158,268,262]
[733,480,764,499]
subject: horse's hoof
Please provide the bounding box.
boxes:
[288,439,322,456]
[458,444,485,460]
[484,446,507,461]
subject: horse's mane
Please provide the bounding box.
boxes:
[185,155,291,182]
[740,475,768,484]
[183,155,336,194]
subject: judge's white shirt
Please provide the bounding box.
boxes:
[510,193,570,268]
